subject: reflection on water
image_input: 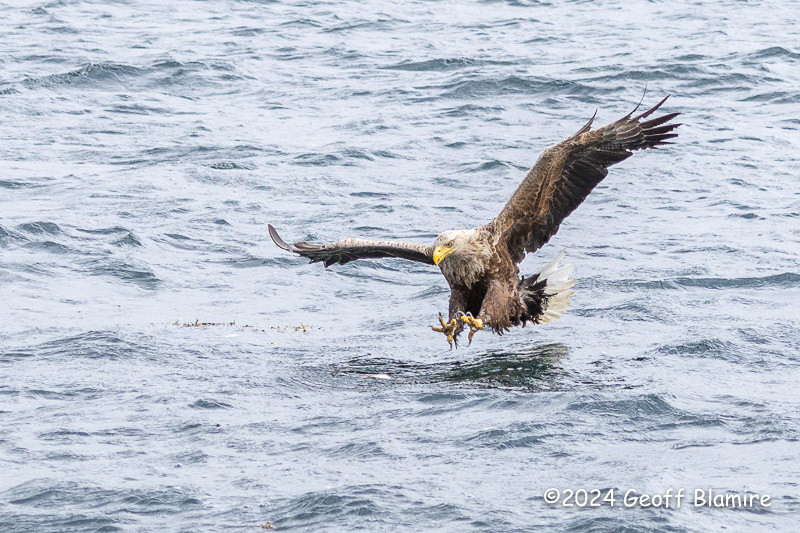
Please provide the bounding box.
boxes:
[332,342,568,390]
[441,343,568,389]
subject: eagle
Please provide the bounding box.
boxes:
[269,96,680,347]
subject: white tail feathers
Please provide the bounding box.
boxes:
[536,251,576,323]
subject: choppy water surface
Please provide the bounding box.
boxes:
[2,0,799,531]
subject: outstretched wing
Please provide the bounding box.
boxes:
[269,224,434,267]
[491,95,681,264]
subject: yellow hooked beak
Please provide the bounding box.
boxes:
[433,246,453,265]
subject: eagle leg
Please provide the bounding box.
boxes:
[431,312,459,349]
[459,312,485,346]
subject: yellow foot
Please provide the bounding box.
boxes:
[459,312,485,346]
[431,312,458,349]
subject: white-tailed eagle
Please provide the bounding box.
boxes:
[269,96,680,347]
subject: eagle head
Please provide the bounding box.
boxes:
[432,229,482,266]
[432,229,490,287]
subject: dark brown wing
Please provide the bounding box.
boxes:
[269,224,434,267]
[490,95,681,264]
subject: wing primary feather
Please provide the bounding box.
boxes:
[268,224,293,252]
[641,112,681,128]
[628,85,648,117]
[645,124,682,136]
[645,133,680,145]
[573,110,598,136]
[633,94,670,121]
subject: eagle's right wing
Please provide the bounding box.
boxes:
[490,96,681,265]
[269,225,435,267]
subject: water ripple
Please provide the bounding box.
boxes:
[2,0,798,531]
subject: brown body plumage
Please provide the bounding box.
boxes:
[269,96,681,346]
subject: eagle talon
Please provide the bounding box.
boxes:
[460,312,485,346]
[460,312,484,330]
[431,312,458,349]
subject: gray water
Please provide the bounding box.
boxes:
[1,0,799,531]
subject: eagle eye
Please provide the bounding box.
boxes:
[447,240,454,247]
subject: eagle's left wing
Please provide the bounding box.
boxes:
[489,96,681,264]
[269,224,434,267]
